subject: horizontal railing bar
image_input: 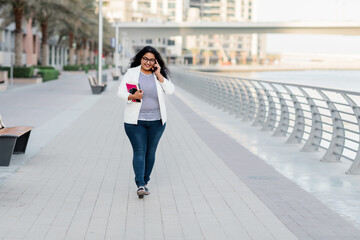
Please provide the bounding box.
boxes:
[316,128,332,135]
[302,129,311,135]
[331,109,356,116]
[318,121,332,126]
[297,122,312,128]
[335,144,357,152]
[314,136,331,142]
[208,73,360,96]
[333,153,354,161]
[337,127,359,135]
[311,143,328,150]
[315,105,331,110]
[336,118,358,125]
[301,109,312,113]
[333,101,353,107]
[337,135,360,144]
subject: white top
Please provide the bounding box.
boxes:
[117,65,175,125]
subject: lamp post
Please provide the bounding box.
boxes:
[115,23,119,76]
[98,0,103,84]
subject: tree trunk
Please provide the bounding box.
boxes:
[82,37,87,65]
[41,22,49,65]
[89,41,94,64]
[76,41,81,65]
[13,5,23,66]
[68,33,74,65]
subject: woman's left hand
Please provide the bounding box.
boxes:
[153,60,161,75]
[153,61,164,83]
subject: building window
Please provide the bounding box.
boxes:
[146,39,152,44]
[168,39,175,46]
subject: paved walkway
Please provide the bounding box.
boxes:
[0,72,359,239]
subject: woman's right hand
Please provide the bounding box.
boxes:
[128,89,143,101]
[134,89,143,99]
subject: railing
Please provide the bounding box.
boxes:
[171,69,360,174]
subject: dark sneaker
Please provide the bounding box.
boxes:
[137,186,146,198]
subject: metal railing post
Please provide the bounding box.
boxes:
[251,82,267,127]
[261,84,276,131]
[271,84,290,137]
[228,78,243,117]
[317,90,345,162]
[300,88,323,152]
[235,80,249,120]
[284,86,305,144]
[341,93,360,174]
[241,79,256,122]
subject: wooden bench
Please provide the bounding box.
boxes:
[0,126,33,166]
[88,76,106,94]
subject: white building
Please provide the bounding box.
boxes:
[184,0,266,65]
[101,0,266,65]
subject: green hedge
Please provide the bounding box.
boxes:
[88,64,96,70]
[0,66,34,78]
[35,66,55,70]
[63,65,81,71]
[38,69,59,82]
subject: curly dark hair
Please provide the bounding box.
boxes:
[130,46,170,79]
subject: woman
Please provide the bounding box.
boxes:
[117,46,175,198]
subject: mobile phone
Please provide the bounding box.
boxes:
[151,60,158,72]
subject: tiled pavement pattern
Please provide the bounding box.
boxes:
[0,72,358,239]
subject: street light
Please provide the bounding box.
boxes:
[114,22,119,76]
[98,0,103,84]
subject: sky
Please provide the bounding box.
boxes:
[257,0,360,55]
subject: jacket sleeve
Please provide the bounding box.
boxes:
[159,77,175,95]
[117,71,132,103]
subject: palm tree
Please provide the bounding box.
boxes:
[55,0,98,65]
[32,0,76,65]
[56,0,113,67]
[0,0,33,66]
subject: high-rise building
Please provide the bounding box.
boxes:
[100,0,265,65]
[100,0,184,61]
[185,0,266,65]
[101,0,184,23]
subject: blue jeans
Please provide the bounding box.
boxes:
[124,120,166,187]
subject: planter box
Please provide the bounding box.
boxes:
[13,77,42,84]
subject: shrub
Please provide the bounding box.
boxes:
[88,64,96,70]
[63,65,81,71]
[35,66,55,70]
[38,69,59,82]
[0,66,34,78]
[82,65,89,73]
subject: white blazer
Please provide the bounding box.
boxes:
[117,65,175,125]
